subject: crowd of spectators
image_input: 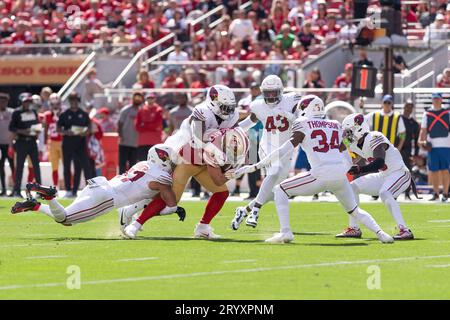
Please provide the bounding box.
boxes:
[0,1,449,199]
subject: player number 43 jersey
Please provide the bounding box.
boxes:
[292,116,348,176]
[108,161,172,208]
[250,92,301,153]
[348,131,407,175]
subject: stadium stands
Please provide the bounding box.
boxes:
[0,0,449,197]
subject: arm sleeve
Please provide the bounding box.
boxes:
[238,116,257,131]
[256,140,295,169]
[359,158,386,174]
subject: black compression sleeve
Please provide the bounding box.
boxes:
[359,158,385,174]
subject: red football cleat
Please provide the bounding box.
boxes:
[11,198,40,214]
[393,228,414,240]
[335,227,363,238]
[26,183,57,200]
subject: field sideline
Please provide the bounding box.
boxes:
[0,198,449,299]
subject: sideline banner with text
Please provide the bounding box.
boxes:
[0,56,85,85]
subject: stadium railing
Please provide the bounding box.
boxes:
[111,3,241,89]
[0,43,134,56]
[100,86,450,122]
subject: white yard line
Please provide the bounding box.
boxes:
[0,242,83,249]
[1,254,449,291]
[223,259,257,264]
[26,255,68,260]
[426,264,450,268]
[428,220,450,223]
[117,257,159,262]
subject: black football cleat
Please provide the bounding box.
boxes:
[26,183,57,199]
[11,198,40,214]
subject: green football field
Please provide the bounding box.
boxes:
[0,198,449,300]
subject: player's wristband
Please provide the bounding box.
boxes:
[160,206,178,215]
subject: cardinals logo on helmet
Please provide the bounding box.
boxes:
[155,148,170,161]
[298,97,314,111]
[209,87,218,101]
[354,114,364,126]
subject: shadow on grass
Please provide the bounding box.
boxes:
[28,236,266,244]
[25,237,124,241]
[138,236,265,244]
[293,232,333,236]
[301,242,368,247]
[362,237,427,242]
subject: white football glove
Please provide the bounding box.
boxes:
[235,165,257,177]
[224,169,236,180]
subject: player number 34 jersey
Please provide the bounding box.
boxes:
[292,116,348,176]
[108,161,172,208]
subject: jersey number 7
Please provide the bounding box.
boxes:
[311,129,340,153]
[121,170,145,182]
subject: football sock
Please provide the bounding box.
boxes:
[348,183,361,229]
[380,190,407,229]
[351,207,381,234]
[200,190,229,224]
[274,186,291,234]
[48,199,67,223]
[136,197,166,225]
[52,170,58,186]
[37,204,54,219]
[123,199,151,220]
[251,206,260,216]
[348,215,360,229]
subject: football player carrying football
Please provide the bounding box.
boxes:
[122,85,249,239]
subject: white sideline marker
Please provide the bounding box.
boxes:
[26,255,68,260]
[426,264,450,268]
[0,242,83,249]
[223,259,257,264]
[1,254,450,291]
[117,257,159,262]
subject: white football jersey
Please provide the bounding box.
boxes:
[292,116,348,177]
[250,92,301,154]
[347,131,407,175]
[166,102,239,153]
[108,161,172,208]
[191,102,239,131]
